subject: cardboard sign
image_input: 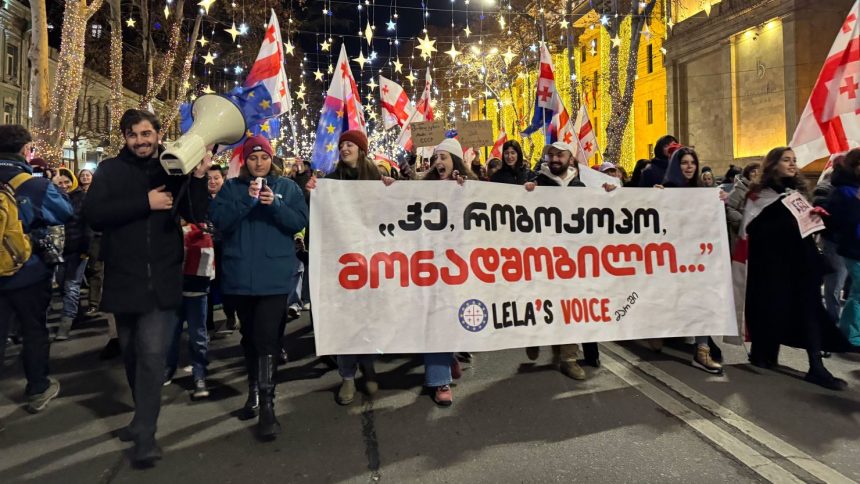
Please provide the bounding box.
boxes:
[409,120,447,147]
[457,120,495,148]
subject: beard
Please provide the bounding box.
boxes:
[548,161,568,176]
[132,143,155,158]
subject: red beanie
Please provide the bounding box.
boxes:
[242,135,273,160]
[339,130,368,154]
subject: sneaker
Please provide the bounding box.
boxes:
[288,306,301,319]
[192,379,210,399]
[525,346,540,361]
[182,365,193,373]
[85,306,100,316]
[162,370,174,387]
[560,361,587,380]
[54,317,74,341]
[692,346,723,375]
[433,385,453,406]
[455,352,473,363]
[26,378,60,413]
[302,303,311,311]
[337,379,356,405]
[278,347,288,365]
[451,358,462,380]
[225,316,238,331]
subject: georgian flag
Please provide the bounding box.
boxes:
[490,129,508,159]
[379,76,415,130]
[522,42,557,137]
[397,69,434,156]
[574,104,600,164]
[244,10,291,115]
[791,0,860,166]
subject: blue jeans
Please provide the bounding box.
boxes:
[822,239,848,322]
[56,255,87,319]
[337,354,376,379]
[424,353,453,387]
[287,261,304,310]
[839,258,860,345]
[166,295,209,380]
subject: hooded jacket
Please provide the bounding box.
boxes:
[823,168,860,261]
[534,164,585,188]
[490,161,532,185]
[56,168,91,256]
[0,155,73,290]
[726,176,752,248]
[639,135,678,187]
[661,149,699,188]
[83,146,210,313]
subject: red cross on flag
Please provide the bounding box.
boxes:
[574,104,599,164]
[397,69,434,154]
[329,44,366,133]
[244,9,291,115]
[490,129,508,159]
[523,42,557,136]
[791,0,860,167]
[379,75,415,130]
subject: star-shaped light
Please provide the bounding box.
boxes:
[365,92,373,102]
[202,85,215,94]
[641,24,653,41]
[314,69,324,81]
[164,5,170,18]
[667,18,674,29]
[364,22,374,44]
[703,1,712,16]
[225,23,241,42]
[368,110,378,121]
[465,94,475,104]
[197,35,209,47]
[301,102,308,110]
[327,64,334,74]
[590,45,597,56]
[445,44,461,62]
[464,26,472,37]
[321,39,331,51]
[125,17,136,28]
[197,0,216,14]
[202,51,215,65]
[353,51,369,69]
[416,33,437,60]
[611,35,622,48]
[393,58,403,73]
[387,19,396,31]
[182,80,190,90]
[297,90,306,100]
[502,47,516,66]
[367,79,378,90]
[560,19,569,29]
[405,72,417,84]
[600,15,610,26]
[285,40,295,56]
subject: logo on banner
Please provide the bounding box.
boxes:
[458,299,489,332]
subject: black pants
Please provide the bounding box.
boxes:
[231,294,288,361]
[0,278,53,395]
[115,309,175,440]
[582,342,599,362]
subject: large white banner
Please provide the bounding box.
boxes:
[310,180,737,355]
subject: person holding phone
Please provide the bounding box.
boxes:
[209,136,308,440]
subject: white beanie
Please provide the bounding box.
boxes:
[434,138,465,160]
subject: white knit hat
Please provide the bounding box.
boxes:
[434,138,465,160]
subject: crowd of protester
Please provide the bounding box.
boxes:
[0,110,858,467]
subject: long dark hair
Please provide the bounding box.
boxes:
[334,147,381,180]
[749,147,807,196]
[422,153,477,181]
[500,140,525,170]
[833,148,860,185]
[662,147,700,188]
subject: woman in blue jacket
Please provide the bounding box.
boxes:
[825,149,860,346]
[209,136,308,440]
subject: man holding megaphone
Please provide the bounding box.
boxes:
[83,109,211,467]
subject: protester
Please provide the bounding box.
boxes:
[638,135,679,187]
[823,149,860,346]
[743,147,851,390]
[720,165,741,193]
[627,159,650,187]
[52,167,91,341]
[83,109,210,466]
[0,124,73,414]
[486,157,502,180]
[599,161,623,180]
[489,140,530,185]
[523,141,611,377]
[165,220,215,399]
[209,135,308,439]
[661,147,724,374]
[206,164,238,335]
[814,160,846,324]
[726,163,760,250]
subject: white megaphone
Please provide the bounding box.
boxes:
[160,94,246,175]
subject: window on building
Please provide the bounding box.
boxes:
[647,44,654,74]
[94,101,101,131]
[593,70,599,91]
[87,101,94,129]
[104,104,110,132]
[91,23,103,39]
[6,44,19,80]
[646,100,653,125]
[647,143,654,158]
[3,103,14,124]
[580,45,586,63]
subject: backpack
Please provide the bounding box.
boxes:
[0,173,33,276]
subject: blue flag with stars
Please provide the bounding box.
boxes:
[179,84,281,150]
[310,96,349,174]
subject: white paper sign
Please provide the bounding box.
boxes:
[781,192,826,238]
[310,181,737,355]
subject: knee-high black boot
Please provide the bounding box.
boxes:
[257,355,281,439]
[238,357,259,420]
[805,351,848,391]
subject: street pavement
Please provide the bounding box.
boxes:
[1,308,859,484]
